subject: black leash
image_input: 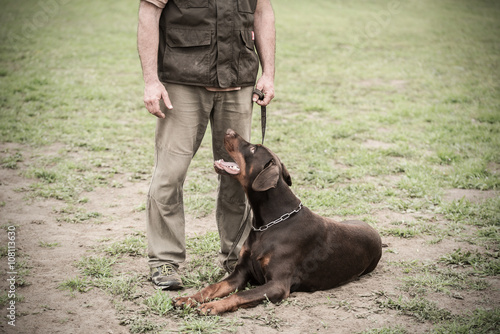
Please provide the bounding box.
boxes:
[223,88,266,273]
[223,203,251,273]
[253,89,266,145]
[223,88,267,273]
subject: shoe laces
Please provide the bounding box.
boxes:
[159,264,175,276]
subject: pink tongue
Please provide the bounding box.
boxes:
[214,159,240,175]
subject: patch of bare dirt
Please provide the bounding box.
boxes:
[443,188,499,203]
[487,162,500,176]
[362,140,394,150]
[0,147,131,334]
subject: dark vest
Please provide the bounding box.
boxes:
[158,0,259,88]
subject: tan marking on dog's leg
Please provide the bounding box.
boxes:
[174,280,238,308]
[259,254,271,269]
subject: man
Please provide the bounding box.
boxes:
[137,0,275,290]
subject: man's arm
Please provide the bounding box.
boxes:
[137,0,172,118]
[253,0,276,106]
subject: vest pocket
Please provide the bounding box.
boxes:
[237,0,257,13]
[172,0,209,8]
[166,29,211,48]
[237,30,259,85]
[163,29,212,84]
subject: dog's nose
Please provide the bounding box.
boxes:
[226,129,236,136]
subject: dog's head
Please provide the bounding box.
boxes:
[214,129,292,192]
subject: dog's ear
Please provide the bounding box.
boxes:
[281,163,292,186]
[252,162,280,191]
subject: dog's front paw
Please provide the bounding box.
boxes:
[173,296,198,309]
[197,302,219,316]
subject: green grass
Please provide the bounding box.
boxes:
[77,256,116,278]
[14,259,31,287]
[439,197,500,228]
[60,273,139,300]
[121,317,159,334]
[94,276,138,300]
[0,293,24,307]
[39,241,60,248]
[362,326,408,334]
[1,0,500,333]
[1,151,22,169]
[450,161,500,190]
[143,289,174,316]
[431,308,500,334]
[380,220,442,239]
[54,205,103,224]
[185,231,221,256]
[103,233,147,257]
[440,248,500,276]
[378,296,453,323]
[0,245,8,257]
[178,316,237,334]
[389,259,490,298]
[183,232,226,288]
[58,277,92,295]
[401,268,489,296]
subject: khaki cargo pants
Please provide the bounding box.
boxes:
[147,83,253,270]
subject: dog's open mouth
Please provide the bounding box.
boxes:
[214,159,240,175]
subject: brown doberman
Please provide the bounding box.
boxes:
[173,129,382,315]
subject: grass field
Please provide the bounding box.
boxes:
[0,0,499,333]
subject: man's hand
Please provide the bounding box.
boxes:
[143,80,172,119]
[253,74,275,106]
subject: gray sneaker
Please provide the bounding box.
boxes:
[150,264,183,290]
